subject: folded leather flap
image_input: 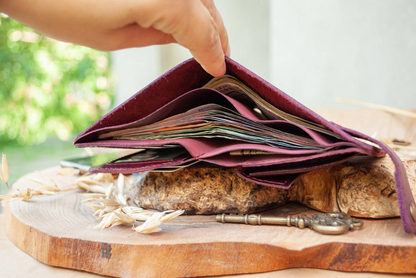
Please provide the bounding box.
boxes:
[235,151,358,189]
[200,146,364,168]
[89,144,361,174]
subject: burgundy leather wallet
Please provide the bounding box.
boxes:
[74,57,416,233]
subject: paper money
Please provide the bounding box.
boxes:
[203,75,340,139]
[101,104,325,150]
[98,76,340,153]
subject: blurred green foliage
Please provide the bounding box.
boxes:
[0,14,113,146]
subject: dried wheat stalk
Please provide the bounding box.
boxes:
[0,187,57,201]
[0,154,9,188]
[381,139,416,151]
[134,210,184,234]
[0,160,184,234]
[57,168,80,176]
[0,170,74,202]
[79,173,184,233]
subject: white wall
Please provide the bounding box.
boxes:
[112,0,416,109]
[270,0,416,108]
[112,47,162,105]
[216,0,270,80]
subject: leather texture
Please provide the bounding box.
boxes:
[75,57,416,233]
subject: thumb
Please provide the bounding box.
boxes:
[135,0,226,76]
[186,17,226,77]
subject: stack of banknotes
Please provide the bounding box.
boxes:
[96,75,341,172]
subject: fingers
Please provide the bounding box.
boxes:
[135,0,227,77]
[182,9,226,77]
[201,0,230,57]
[169,0,226,77]
[108,24,177,51]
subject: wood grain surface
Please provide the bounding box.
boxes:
[3,214,415,278]
[4,167,416,278]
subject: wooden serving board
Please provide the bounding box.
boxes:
[4,167,416,278]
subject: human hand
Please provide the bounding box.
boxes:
[0,0,230,77]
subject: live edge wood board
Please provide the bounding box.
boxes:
[4,167,416,278]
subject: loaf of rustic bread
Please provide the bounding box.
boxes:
[134,167,288,214]
[134,154,416,218]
